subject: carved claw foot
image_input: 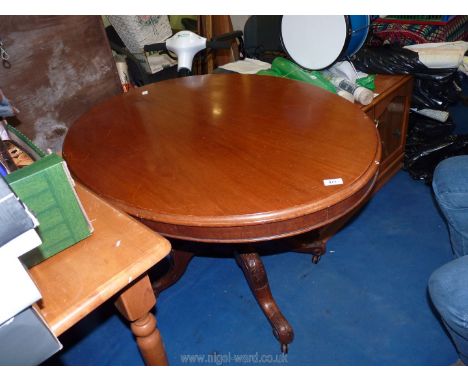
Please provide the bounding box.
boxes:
[235,252,294,352]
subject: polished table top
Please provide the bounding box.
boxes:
[63,74,381,243]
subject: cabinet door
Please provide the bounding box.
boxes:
[374,82,411,164]
[376,95,405,161]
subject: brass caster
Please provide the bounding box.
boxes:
[312,254,321,264]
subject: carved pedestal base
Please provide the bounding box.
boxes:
[151,235,327,353]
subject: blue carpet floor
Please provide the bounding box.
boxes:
[44,77,467,367]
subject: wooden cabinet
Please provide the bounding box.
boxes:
[361,74,413,191]
[320,74,413,242]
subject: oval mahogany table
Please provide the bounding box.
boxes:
[63,74,381,353]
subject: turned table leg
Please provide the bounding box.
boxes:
[152,249,195,295]
[235,252,294,353]
[115,274,168,366]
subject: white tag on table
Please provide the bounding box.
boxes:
[323,178,344,186]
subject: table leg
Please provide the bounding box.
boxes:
[115,274,168,366]
[235,251,294,353]
[152,249,194,295]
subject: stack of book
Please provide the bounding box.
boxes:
[0,176,42,323]
[0,121,92,364]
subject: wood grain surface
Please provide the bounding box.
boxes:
[29,184,171,336]
[63,74,381,242]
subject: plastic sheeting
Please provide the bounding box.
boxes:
[406,113,456,143]
[257,57,337,93]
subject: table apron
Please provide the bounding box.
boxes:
[137,171,378,243]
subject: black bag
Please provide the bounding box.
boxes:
[352,46,462,110]
[404,134,468,184]
[406,113,456,144]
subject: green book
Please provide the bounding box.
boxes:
[5,153,93,267]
